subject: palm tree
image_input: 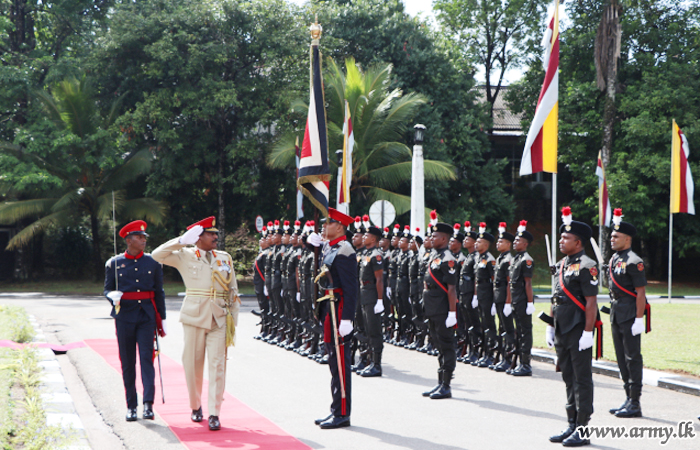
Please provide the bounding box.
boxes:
[0,77,167,277]
[268,58,456,215]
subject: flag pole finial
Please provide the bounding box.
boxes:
[310,16,322,43]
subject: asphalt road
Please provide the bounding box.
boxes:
[1,293,699,450]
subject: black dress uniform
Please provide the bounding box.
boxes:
[396,247,412,346]
[104,244,166,416]
[358,243,384,375]
[608,243,647,417]
[253,244,269,338]
[422,235,458,398]
[459,247,481,363]
[493,250,515,371]
[552,249,598,435]
[263,234,276,339]
[509,249,534,374]
[270,236,286,344]
[408,245,425,349]
[475,250,496,366]
[317,229,358,426]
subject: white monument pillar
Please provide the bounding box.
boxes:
[410,124,426,236]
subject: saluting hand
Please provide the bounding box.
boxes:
[179,225,203,245]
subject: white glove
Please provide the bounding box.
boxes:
[526,302,535,315]
[161,319,168,337]
[107,290,123,307]
[503,303,512,317]
[546,325,555,348]
[631,317,645,336]
[338,320,353,337]
[296,292,301,303]
[374,299,385,314]
[386,287,392,300]
[307,232,322,247]
[579,330,594,351]
[445,311,457,328]
[179,225,203,245]
[490,303,496,316]
[281,289,285,297]
[471,295,478,308]
[264,286,268,296]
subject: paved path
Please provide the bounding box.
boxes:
[1,293,699,450]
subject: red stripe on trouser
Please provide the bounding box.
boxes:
[337,300,346,416]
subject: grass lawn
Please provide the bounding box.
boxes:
[531,303,700,377]
[533,280,700,297]
[0,278,256,296]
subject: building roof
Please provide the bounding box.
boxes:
[474,85,523,136]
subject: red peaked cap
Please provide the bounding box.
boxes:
[327,207,354,226]
[119,220,148,238]
[187,216,218,232]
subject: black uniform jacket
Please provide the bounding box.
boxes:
[493,252,512,304]
[509,251,534,304]
[359,247,384,305]
[423,247,458,317]
[104,252,166,323]
[608,249,647,325]
[552,250,598,334]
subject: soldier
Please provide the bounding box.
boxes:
[263,221,278,342]
[492,222,515,372]
[279,221,294,348]
[396,226,413,347]
[104,220,166,422]
[270,222,288,346]
[253,227,269,340]
[152,216,239,431]
[547,207,598,447]
[309,208,358,429]
[459,222,481,364]
[448,224,467,360]
[473,223,496,368]
[285,221,303,350]
[378,227,393,341]
[387,224,401,344]
[606,208,648,418]
[408,229,426,350]
[358,225,385,377]
[421,221,458,399]
[507,220,536,377]
[351,216,370,373]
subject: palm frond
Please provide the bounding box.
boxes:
[32,89,64,128]
[362,142,412,171]
[365,162,413,191]
[101,148,154,192]
[0,198,57,224]
[96,190,127,220]
[423,160,458,181]
[52,77,98,137]
[5,210,73,250]
[51,190,81,213]
[105,91,130,128]
[0,141,75,182]
[117,198,169,225]
[267,134,298,169]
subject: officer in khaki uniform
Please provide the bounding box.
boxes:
[152,216,239,431]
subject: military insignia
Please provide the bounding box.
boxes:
[121,264,126,268]
[448,260,455,268]
[637,262,644,272]
[140,225,145,231]
[614,225,620,230]
[376,255,382,262]
[526,260,533,267]
[212,218,216,226]
[195,249,201,258]
[490,260,496,266]
[565,225,572,232]
[434,258,441,265]
[589,267,598,277]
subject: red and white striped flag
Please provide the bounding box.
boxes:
[671,120,695,214]
[596,151,611,226]
[295,137,304,219]
[298,36,330,216]
[520,0,559,176]
[338,100,354,205]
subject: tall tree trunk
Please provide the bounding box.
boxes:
[90,212,103,281]
[217,148,226,251]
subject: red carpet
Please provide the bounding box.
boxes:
[0,339,86,352]
[85,339,311,450]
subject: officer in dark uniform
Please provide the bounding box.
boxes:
[387,224,401,343]
[104,220,166,422]
[417,229,435,353]
[310,208,358,429]
[448,224,467,360]
[460,222,481,364]
[548,207,598,447]
[507,220,535,376]
[263,222,277,342]
[396,226,413,347]
[253,227,270,340]
[358,225,385,377]
[285,222,303,350]
[492,222,515,372]
[474,223,496,368]
[421,222,459,400]
[378,227,392,340]
[408,230,425,350]
[606,208,647,418]
[351,217,370,373]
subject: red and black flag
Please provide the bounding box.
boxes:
[297,32,330,217]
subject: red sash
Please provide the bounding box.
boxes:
[609,265,651,333]
[121,291,164,338]
[558,261,603,359]
[428,266,449,294]
[254,260,265,282]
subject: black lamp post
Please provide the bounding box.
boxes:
[414,124,426,145]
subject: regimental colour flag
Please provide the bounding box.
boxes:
[338,100,354,205]
[671,120,695,215]
[295,137,304,219]
[298,38,330,216]
[520,0,559,176]
[596,151,612,227]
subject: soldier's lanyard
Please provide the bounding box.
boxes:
[428,266,448,294]
[558,260,604,359]
[608,263,651,333]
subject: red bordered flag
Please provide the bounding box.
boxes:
[671,120,695,215]
[298,37,330,216]
[520,0,559,176]
[596,151,612,226]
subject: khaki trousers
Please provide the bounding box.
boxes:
[182,319,227,416]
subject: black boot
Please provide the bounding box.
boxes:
[615,398,642,418]
[549,408,577,443]
[430,370,452,399]
[143,402,154,420]
[361,352,383,377]
[562,425,590,447]
[422,371,443,397]
[610,386,631,414]
[511,363,532,376]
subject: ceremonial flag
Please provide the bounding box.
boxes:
[520,0,559,176]
[338,100,354,205]
[671,120,695,214]
[596,151,612,226]
[295,137,304,219]
[298,37,330,216]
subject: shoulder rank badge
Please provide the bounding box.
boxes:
[637,262,644,272]
[589,267,598,277]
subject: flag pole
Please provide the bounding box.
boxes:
[668,213,673,303]
[551,172,557,295]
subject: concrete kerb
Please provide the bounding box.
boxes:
[531,348,700,397]
[29,314,91,450]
